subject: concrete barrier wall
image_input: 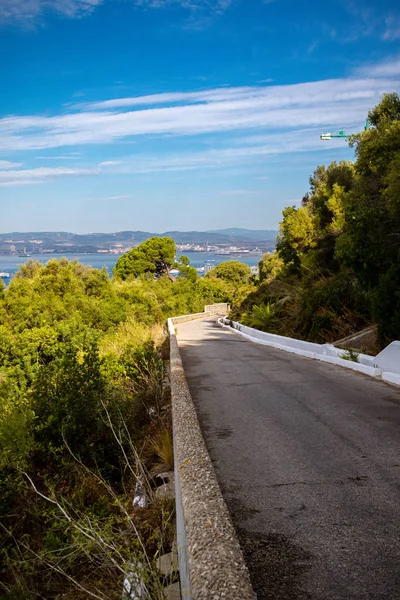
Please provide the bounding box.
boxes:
[220,318,383,378]
[168,305,255,600]
[375,341,400,373]
[235,322,322,354]
[320,344,377,367]
[221,318,400,384]
[171,304,229,327]
[204,303,230,314]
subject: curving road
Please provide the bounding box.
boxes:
[177,317,400,600]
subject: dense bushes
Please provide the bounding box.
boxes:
[0,249,233,598]
[235,93,400,347]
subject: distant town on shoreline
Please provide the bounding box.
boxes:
[0,229,278,257]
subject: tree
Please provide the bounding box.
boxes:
[259,252,284,283]
[179,265,198,282]
[0,253,236,597]
[368,92,400,128]
[113,237,176,281]
[177,255,190,267]
[206,260,252,304]
[335,95,400,341]
[175,255,198,282]
[207,261,251,287]
[276,205,315,273]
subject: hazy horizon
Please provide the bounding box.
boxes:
[0,227,278,235]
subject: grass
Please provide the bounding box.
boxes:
[149,426,174,473]
[339,348,360,363]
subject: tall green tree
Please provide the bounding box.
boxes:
[207,260,251,287]
[368,92,400,127]
[114,237,176,280]
[258,252,283,283]
[336,93,400,342]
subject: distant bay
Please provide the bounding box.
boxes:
[0,251,264,284]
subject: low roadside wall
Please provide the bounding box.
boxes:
[204,303,230,314]
[375,341,400,385]
[171,304,230,326]
[168,304,255,600]
[220,318,400,385]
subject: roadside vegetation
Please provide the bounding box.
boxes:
[232,93,400,350]
[3,91,398,596]
[0,245,253,598]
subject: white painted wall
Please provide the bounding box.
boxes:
[375,341,400,382]
[220,318,400,385]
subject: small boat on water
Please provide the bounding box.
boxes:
[18,254,31,258]
[0,272,10,278]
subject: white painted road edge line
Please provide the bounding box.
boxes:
[217,318,383,379]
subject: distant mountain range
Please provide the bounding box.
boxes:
[206,228,278,241]
[0,229,278,254]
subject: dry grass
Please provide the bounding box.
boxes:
[149,427,174,473]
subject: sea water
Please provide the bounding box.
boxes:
[0,251,263,284]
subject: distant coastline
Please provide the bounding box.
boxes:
[0,229,277,257]
[0,250,266,285]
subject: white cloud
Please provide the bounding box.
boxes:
[0,0,102,25]
[0,0,233,26]
[220,190,265,195]
[1,59,399,188]
[0,166,99,187]
[97,128,351,176]
[34,154,81,159]
[383,23,400,41]
[355,55,400,77]
[97,194,133,200]
[1,75,398,152]
[134,0,233,9]
[0,160,22,169]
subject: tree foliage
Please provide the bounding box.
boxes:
[207,260,251,286]
[113,236,176,280]
[0,255,234,597]
[368,91,400,127]
[235,93,400,346]
[258,252,284,283]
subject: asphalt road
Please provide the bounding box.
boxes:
[177,317,400,600]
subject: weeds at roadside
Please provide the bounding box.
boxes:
[339,348,360,363]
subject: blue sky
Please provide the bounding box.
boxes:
[1,0,400,233]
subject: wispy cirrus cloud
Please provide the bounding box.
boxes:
[95,128,356,176]
[220,189,265,195]
[0,0,233,26]
[355,55,400,77]
[134,0,233,11]
[0,166,99,187]
[341,3,400,43]
[97,194,133,200]
[0,160,22,169]
[1,74,397,152]
[34,154,81,160]
[98,160,124,166]
[383,14,400,41]
[2,57,399,187]
[0,0,103,26]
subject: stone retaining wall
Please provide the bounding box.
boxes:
[168,305,255,600]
